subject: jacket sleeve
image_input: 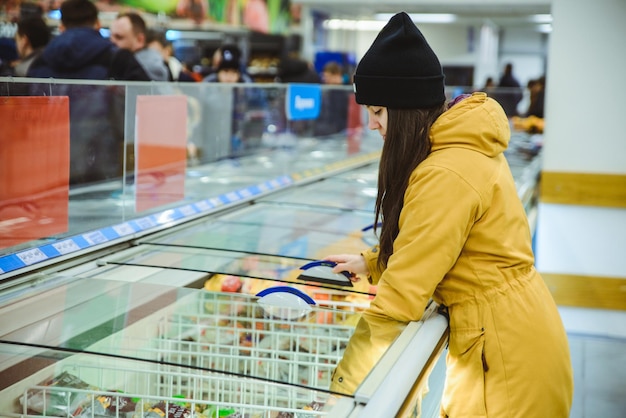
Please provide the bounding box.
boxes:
[330,310,406,395]
[109,48,150,81]
[367,165,482,323]
[361,246,383,284]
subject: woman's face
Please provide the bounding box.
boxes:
[366,106,388,140]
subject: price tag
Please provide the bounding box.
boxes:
[16,248,48,265]
[52,239,81,255]
[82,230,107,246]
[180,205,196,216]
[135,217,156,230]
[195,200,213,211]
[113,222,135,236]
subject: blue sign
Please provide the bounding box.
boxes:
[286,84,321,121]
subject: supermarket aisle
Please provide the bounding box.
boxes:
[560,308,626,418]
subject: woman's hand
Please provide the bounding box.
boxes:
[324,254,369,282]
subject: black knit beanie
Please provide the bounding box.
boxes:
[218,44,242,71]
[354,12,445,108]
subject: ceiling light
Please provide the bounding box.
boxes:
[530,14,553,23]
[323,19,386,31]
[536,24,553,33]
[376,13,457,24]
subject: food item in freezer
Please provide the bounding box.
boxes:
[18,368,332,418]
[221,275,243,293]
[83,393,137,417]
[143,401,193,418]
[19,371,97,417]
[197,404,241,417]
[273,400,324,417]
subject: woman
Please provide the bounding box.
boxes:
[326,12,573,417]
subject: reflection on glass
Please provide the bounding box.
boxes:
[0,342,348,416]
[0,286,362,416]
[0,79,376,260]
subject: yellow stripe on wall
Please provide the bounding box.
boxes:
[540,171,626,208]
[542,273,626,311]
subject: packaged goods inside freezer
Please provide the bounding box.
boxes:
[159,292,355,388]
[20,371,97,417]
[17,368,331,417]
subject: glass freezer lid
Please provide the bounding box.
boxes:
[140,202,376,260]
[332,164,379,187]
[98,245,375,298]
[0,339,352,417]
[0,279,373,396]
[0,280,443,418]
[260,178,377,212]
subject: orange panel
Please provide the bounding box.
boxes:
[135,95,188,213]
[0,97,70,249]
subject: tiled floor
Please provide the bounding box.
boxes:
[560,307,626,418]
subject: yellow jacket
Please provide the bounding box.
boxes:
[330,93,573,417]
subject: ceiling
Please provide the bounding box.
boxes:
[293,0,552,28]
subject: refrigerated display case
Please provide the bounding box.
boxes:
[1,78,542,418]
[0,275,447,417]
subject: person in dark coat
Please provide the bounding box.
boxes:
[493,62,523,117]
[276,56,321,84]
[28,0,148,80]
[27,0,150,186]
[13,16,50,77]
[313,61,350,137]
[526,75,545,118]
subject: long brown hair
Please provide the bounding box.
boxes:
[374,105,447,270]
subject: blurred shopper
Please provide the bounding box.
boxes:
[28,0,148,80]
[482,76,495,89]
[526,75,545,118]
[313,61,349,137]
[494,62,523,117]
[13,16,50,77]
[27,0,149,185]
[146,29,195,82]
[273,55,320,137]
[203,44,252,83]
[0,41,17,76]
[324,12,573,417]
[481,76,496,95]
[276,55,320,84]
[110,12,169,81]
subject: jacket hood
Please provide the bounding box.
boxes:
[430,92,510,157]
[41,28,112,71]
[134,48,169,81]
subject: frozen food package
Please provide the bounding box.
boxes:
[143,401,193,418]
[77,392,137,418]
[19,371,97,416]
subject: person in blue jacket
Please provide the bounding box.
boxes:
[27,0,149,186]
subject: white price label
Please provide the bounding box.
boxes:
[16,248,48,265]
[225,192,239,202]
[195,200,212,211]
[135,217,155,230]
[180,205,196,216]
[113,223,135,236]
[82,230,107,245]
[53,239,81,255]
